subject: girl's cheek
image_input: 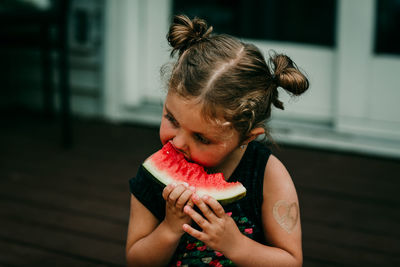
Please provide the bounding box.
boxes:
[159,120,174,145]
[191,152,218,168]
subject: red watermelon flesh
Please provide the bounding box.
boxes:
[142,142,246,204]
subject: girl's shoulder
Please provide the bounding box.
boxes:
[261,154,302,250]
[265,154,290,181]
[244,141,294,192]
[263,153,298,202]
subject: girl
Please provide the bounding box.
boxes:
[126,15,309,267]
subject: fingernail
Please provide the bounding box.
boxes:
[189,186,196,191]
[202,195,209,200]
[171,182,177,187]
[182,182,189,188]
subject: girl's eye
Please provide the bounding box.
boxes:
[164,113,179,127]
[194,133,210,145]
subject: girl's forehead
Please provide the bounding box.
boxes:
[165,92,233,136]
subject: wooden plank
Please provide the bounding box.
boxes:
[303,256,345,267]
[279,146,400,184]
[0,170,130,206]
[0,183,129,224]
[0,161,136,198]
[303,236,400,266]
[294,174,400,206]
[0,200,126,245]
[0,218,125,266]
[0,128,156,193]
[2,114,400,266]
[0,239,109,267]
[299,192,400,239]
[303,220,400,258]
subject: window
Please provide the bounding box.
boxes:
[172,0,337,47]
[375,0,400,55]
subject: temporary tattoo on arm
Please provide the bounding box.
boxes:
[272,200,299,233]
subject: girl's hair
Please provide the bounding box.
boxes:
[166,14,309,142]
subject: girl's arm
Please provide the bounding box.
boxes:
[125,195,180,267]
[230,154,302,266]
[183,155,302,266]
[126,183,194,267]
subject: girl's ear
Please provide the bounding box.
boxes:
[242,127,265,145]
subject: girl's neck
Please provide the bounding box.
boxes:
[207,146,247,180]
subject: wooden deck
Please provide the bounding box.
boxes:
[1,112,399,266]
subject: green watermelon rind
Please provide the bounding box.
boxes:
[142,157,246,205]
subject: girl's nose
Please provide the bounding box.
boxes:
[172,132,188,155]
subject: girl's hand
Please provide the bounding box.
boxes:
[182,194,244,254]
[162,183,195,235]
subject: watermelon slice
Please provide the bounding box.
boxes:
[142,142,246,205]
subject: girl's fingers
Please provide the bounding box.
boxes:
[192,194,218,221]
[184,205,209,229]
[162,183,176,200]
[163,183,195,209]
[202,195,226,218]
[166,184,187,205]
[186,198,194,208]
[182,223,205,242]
[175,186,195,209]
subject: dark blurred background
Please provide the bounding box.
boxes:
[1,0,400,266]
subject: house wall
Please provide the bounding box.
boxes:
[0,0,104,118]
[5,0,399,158]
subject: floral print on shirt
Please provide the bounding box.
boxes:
[169,212,256,267]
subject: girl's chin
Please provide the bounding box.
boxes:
[159,139,217,167]
[190,157,215,168]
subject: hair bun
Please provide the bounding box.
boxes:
[167,15,213,57]
[267,53,309,110]
[271,54,309,95]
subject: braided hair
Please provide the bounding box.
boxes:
[166,15,309,142]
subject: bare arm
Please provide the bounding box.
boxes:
[126,184,194,267]
[183,155,302,266]
[126,195,180,267]
[225,155,303,266]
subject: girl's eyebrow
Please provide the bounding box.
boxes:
[164,105,171,115]
[164,105,179,125]
[164,105,176,118]
[165,104,218,141]
[164,104,171,113]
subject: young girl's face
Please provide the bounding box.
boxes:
[159,91,241,169]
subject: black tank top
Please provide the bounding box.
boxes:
[129,141,271,266]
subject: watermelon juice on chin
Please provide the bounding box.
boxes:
[142,142,246,205]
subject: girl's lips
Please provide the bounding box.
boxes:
[169,141,191,161]
[167,141,212,169]
[168,141,210,168]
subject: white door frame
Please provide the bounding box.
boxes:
[103,0,400,158]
